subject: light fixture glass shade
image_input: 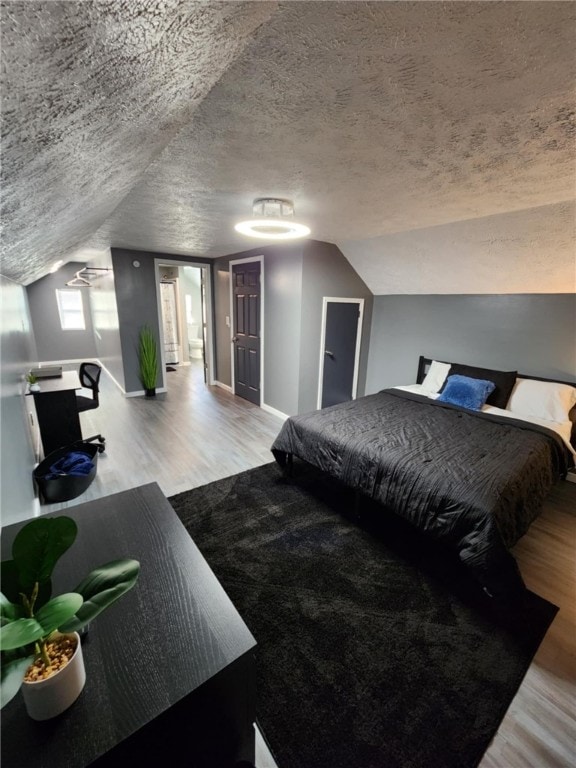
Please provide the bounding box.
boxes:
[234,198,310,240]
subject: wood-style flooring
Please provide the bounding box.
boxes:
[44,363,576,767]
[46,361,284,510]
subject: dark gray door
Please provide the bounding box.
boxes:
[320,300,362,408]
[232,262,261,405]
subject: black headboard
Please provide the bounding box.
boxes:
[416,356,576,388]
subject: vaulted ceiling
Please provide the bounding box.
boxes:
[1,1,575,292]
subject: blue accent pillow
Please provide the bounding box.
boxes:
[437,375,496,411]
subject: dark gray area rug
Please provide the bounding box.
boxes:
[168,461,558,768]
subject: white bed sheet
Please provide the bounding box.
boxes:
[392,384,576,457]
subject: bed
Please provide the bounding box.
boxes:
[271,356,576,598]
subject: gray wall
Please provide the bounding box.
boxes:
[26,262,98,362]
[299,240,373,413]
[112,249,164,393]
[214,240,374,416]
[213,244,304,415]
[366,294,576,393]
[88,250,125,389]
[111,248,213,393]
[264,246,304,415]
[214,262,232,385]
[1,275,39,524]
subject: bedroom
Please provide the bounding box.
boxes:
[1,2,575,767]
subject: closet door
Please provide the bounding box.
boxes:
[318,298,364,408]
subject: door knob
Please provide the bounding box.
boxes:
[232,336,238,343]
[325,349,334,358]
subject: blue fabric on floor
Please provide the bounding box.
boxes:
[45,451,94,479]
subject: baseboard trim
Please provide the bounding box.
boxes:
[97,361,127,395]
[261,403,289,421]
[125,388,168,398]
[214,380,233,393]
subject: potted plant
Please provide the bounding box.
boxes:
[25,372,40,392]
[0,516,140,720]
[138,325,159,397]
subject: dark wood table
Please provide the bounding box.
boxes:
[1,483,257,768]
[27,370,83,455]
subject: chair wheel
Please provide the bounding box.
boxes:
[97,445,106,453]
[97,436,105,443]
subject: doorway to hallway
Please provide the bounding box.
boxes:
[155,259,213,391]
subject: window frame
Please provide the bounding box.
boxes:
[55,288,86,331]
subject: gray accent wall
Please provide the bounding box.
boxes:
[214,240,373,416]
[264,246,304,416]
[111,248,213,393]
[112,249,164,393]
[214,243,304,416]
[1,275,39,524]
[366,294,576,393]
[26,262,98,362]
[299,240,373,414]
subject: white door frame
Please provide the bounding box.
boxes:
[317,297,364,409]
[229,255,264,406]
[154,258,215,391]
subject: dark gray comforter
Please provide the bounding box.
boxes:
[271,389,573,596]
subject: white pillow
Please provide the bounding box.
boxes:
[507,378,576,423]
[421,361,451,393]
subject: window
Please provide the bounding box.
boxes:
[56,289,86,330]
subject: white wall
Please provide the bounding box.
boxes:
[1,275,39,524]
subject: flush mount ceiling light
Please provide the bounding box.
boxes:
[234,198,311,240]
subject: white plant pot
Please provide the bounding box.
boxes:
[29,383,40,392]
[21,632,86,721]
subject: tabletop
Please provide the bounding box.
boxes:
[1,482,257,768]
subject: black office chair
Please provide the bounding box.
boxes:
[76,362,106,452]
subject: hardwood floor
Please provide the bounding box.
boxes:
[481,480,576,768]
[42,363,576,767]
[45,361,284,510]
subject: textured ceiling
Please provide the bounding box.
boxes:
[1,1,575,292]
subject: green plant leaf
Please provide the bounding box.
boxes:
[0,618,44,650]
[1,560,53,611]
[12,517,77,591]
[0,592,22,622]
[59,559,140,633]
[1,654,35,708]
[138,325,158,389]
[35,593,84,636]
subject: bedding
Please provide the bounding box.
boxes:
[421,360,451,393]
[271,387,574,598]
[439,362,517,409]
[437,374,495,410]
[397,383,576,456]
[507,378,576,423]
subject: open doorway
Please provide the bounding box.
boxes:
[155,259,214,390]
